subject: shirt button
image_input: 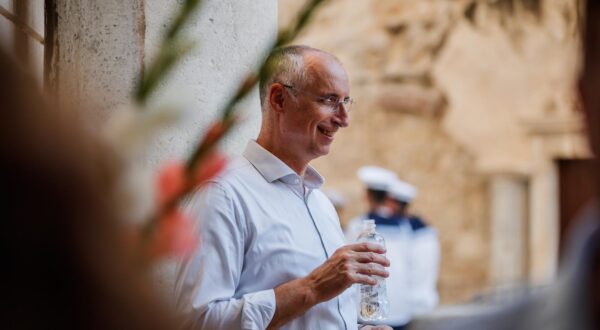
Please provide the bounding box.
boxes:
[294,179,300,184]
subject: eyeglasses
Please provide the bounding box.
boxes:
[282,84,353,113]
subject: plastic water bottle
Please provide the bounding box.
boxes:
[357,219,389,321]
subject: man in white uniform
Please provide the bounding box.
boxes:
[175,45,392,330]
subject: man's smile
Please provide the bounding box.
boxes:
[317,125,337,138]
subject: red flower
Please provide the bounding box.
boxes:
[148,152,227,260]
[156,153,227,208]
[147,210,198,260]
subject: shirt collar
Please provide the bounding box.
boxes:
[242,140,324,189]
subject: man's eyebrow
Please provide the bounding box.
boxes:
[323,90,349,97]
[323,92,339,97]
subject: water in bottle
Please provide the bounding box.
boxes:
[357,219,389,321]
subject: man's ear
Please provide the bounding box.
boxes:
[268,83,286,113]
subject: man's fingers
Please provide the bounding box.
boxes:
[354,251,390,267]
[356,263,389,278]
[344,242,386,253]
[360,326,393,330]
[353,273,379,286]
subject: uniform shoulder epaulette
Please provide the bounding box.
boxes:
[408,216,428,231]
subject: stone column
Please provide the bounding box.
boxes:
[528,148,560,283]
[489,174,528,286]
[50,0,146,124]
[523,115,586,283]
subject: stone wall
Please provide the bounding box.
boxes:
[279,0,586,303]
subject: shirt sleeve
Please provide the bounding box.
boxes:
[174,182,277,330]
[409,228,441,315]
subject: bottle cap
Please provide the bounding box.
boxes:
[362,219,376,229]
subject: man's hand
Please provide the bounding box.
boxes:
[304,242,390,302]
[359,325,393,330]
[267,242,389,329]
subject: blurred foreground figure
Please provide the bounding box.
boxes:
[0,50,174,329]
[412,2,600,330]
[348,168,440,330]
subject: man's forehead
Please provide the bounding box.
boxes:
[303,52,348,86]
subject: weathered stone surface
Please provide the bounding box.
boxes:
[54,0,145,125]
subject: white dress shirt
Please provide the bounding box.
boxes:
[175,140,357,330]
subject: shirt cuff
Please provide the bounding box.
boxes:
[241,289,276,330]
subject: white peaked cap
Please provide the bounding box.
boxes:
[388,179,418,203]
[357,166,398,191]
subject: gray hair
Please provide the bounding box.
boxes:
[259,45,321,110]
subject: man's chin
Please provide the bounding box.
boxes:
[313,145,331,158]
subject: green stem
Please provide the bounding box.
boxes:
[135,0,204,105]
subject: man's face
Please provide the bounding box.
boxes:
[281,54,350,162]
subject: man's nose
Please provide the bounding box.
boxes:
[333,104,350,128]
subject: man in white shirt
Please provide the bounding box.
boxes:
[175,45,391,330]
